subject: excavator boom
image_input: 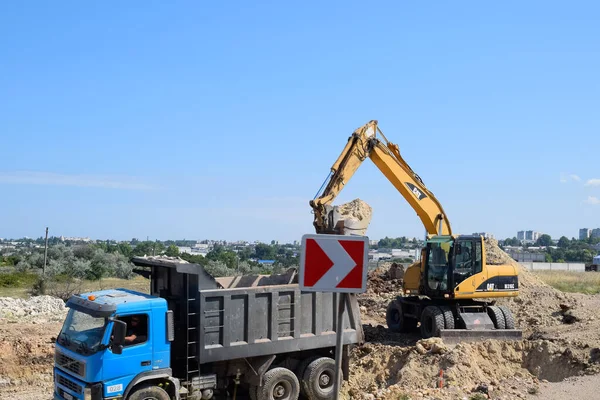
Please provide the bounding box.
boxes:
[310,120,451,236]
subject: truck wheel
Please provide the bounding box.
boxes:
[386,300,410,332]
[296,356,319,397]
[439,306,455,330]
[498,305,515,329]
[420,306,444,338]
[258,367,300,400]
[249,384,258,400]
[487,306,506,330]
[301,357,336,400]
[128,385,170,400]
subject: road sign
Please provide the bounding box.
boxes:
[299,233,369,293]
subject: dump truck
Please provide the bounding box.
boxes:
[52,256,364,400]
[310,120,522,343]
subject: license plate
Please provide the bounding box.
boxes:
[62,392,73,400]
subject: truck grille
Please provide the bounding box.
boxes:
[56,374,83,394]
[55,350,85,377]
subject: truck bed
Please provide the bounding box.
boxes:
[196,284,364,363]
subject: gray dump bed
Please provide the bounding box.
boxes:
[197,284,364,363]
[130,256,364,369]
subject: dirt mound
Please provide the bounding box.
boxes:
[482,238,585,333]
[0,322,60,392]
[359,263,406,324]
[342,337,599,399]
[485,237,515,265]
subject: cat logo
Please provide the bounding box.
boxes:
[405,182,427,200]
[487,283,495,291]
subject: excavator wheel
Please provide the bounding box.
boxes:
[386,300,416,332]
[439,306,455,330]
[420,306,445,338]
[487,306,506,330]
[498,305,516,329]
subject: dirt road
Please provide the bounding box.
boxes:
[535,374,600,399]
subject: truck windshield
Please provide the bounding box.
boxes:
[58,309,107,355]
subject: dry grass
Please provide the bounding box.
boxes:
[532,270,600,295]
[0,275,150,299]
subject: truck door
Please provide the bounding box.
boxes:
[103,313,153,388]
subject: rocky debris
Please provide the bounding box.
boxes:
[0,296,67,322]
[332,198,373,236]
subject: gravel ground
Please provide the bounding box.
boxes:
[534,374,600,399]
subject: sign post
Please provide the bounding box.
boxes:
[299,233,369,400]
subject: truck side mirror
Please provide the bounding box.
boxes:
[111,320,127,354]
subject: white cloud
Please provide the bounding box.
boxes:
[585,179,600,187]
[585,196,600,205]
[0,171,157,190]
[560,173,582,183]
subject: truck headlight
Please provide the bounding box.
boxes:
[84,387,91,400]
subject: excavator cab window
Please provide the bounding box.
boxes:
[425,239,452,292]
[452,238,483,287]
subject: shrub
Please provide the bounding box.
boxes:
[0,272,39,288]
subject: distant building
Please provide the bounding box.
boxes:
[369,240,379,247]
[60,236,92,243]
[580,228,591,240]
[473,232,495,239]
[525,231,541,242]
[592,229,600,239]
[517,231,525,241]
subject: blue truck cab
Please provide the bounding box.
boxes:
[54,288,176,400]
[53,257,364,400]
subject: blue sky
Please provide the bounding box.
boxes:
[1,1,599,243]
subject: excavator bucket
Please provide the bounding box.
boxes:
[439,310,523,344]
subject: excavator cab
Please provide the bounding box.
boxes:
[422,236,484,298]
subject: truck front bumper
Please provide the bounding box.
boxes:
[54,367,103,400]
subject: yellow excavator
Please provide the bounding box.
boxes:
[309,120,522,342]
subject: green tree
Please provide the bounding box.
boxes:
[254,243,276,260]
[535,234,552,247]
[117,243,133,258]
[557,236,570,248]
[132,241,165,256]
[165,245,180,257]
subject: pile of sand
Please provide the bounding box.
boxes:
[342,337,599,399]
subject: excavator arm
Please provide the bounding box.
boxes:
[309,120,452,236]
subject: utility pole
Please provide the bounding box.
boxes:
[43,227,49,274]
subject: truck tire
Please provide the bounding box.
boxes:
[420,306,445,338]
[487,306,506,330]
[249,385,258,400]
[257,367,300,400]
[301,357,336,400]
[498,305,515,329]
[386,300,416,332]
[296,356,319,397]
[128,385,170,400]
[439,306,455,330]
